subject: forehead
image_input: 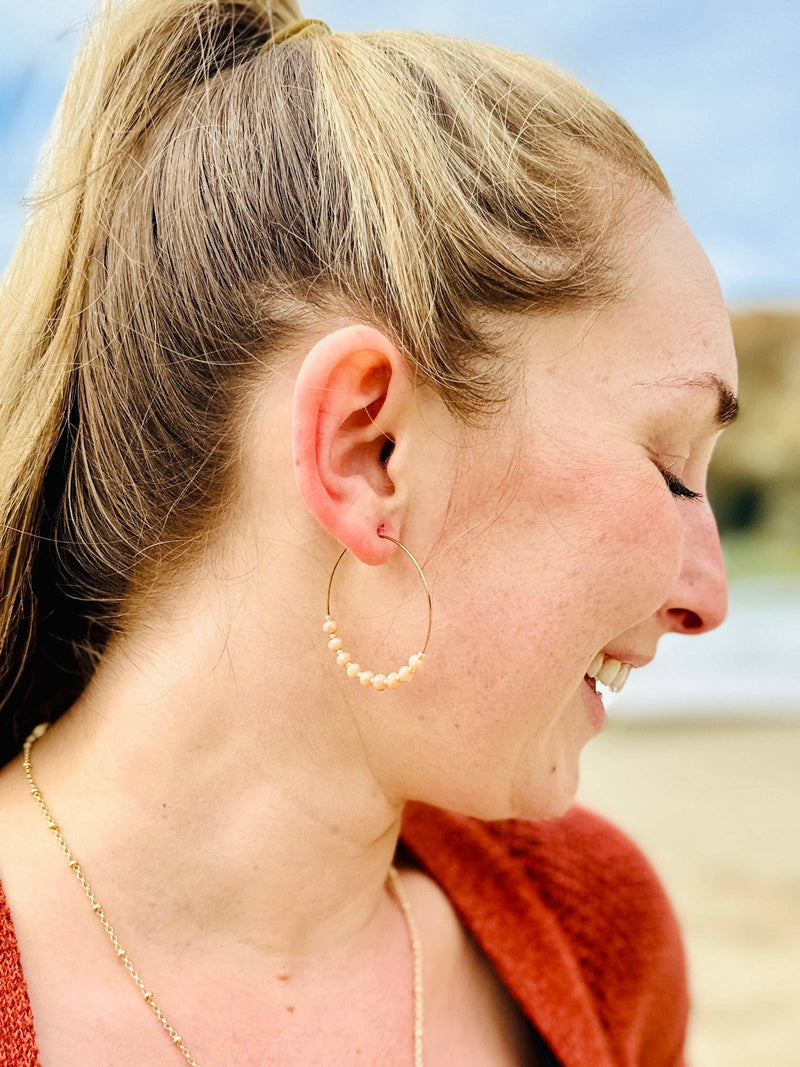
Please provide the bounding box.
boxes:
[609,198,737,390]
[518,198,737,408]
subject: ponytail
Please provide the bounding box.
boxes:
[0,0,302,758]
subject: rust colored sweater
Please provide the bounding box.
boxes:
[0,804,688,1066]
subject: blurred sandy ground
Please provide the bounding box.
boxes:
[578,720,800,1067]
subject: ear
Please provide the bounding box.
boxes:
[292,325,412,565]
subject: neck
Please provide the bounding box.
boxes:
[28,561,406,973]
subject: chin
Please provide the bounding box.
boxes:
[450,772,579,824]
[506,759,581,822]
[410,743,583,824]
[507,793,576,823]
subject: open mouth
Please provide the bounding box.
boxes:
[585,652,633,694]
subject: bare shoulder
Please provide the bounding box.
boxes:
[0,752,36,861]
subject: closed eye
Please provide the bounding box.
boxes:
[658,466,701,500]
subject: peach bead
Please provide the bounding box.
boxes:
[359,671,374,686]
[408,653,424,670]
[346,662,361,678]
[372,674,387,691]
[328,637,343,652]
[398,666,412,682]
[336,651,351,666]
[322,619,338,635]
[386,673,399,688]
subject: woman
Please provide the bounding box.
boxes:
[0,1,737,1063]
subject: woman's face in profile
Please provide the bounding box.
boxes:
[406,198,737,820]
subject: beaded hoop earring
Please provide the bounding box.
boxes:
[324,536,432,691]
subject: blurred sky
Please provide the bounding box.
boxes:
[1,0,797,304]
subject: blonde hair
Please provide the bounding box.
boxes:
[0,0,670,756]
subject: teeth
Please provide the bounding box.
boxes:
[587,653,633,693]
[609,663,631,693]
[597,656,623,686]
[587,652,604,677]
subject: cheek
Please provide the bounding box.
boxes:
[431,455,684,695]
[590,482,684,627]
[397,453,685,817]
[509,456,684,632]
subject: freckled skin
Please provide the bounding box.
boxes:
[0,199,736,1067]
[364,198,737,823]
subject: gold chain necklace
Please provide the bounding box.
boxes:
[23,723,424,1066]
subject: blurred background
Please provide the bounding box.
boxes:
[2,1,798,1063]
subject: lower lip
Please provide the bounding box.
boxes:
[583,675,606,731]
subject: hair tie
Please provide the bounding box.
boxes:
[262,18,331,53]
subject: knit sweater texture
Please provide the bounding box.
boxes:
[0,803,688,1066]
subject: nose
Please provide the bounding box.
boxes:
[658,502,728,635]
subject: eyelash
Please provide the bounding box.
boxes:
[658,467,701,500]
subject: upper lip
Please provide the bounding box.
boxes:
[600,649,654,670]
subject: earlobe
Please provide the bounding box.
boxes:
[292,325,410,565]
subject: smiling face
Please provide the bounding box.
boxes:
[392,197,738,820]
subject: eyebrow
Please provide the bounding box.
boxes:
[644,372,739,428]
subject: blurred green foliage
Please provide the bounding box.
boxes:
[708,308,800,577]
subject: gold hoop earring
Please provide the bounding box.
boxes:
[323,536,432,691]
